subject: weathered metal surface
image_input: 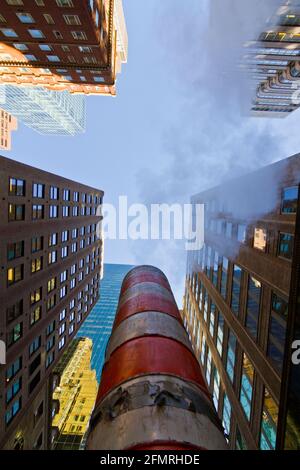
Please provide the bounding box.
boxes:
[121,271,172,295]
[105,311,193,361]
[91,375,218,430]
[87,405,228,451]
[114,294,181,328]
[117,282,174,309]
[97,336,207,403]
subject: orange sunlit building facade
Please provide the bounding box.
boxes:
[0,0,127,96]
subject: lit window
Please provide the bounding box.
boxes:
[253,228,267,252]
[7,265,23,286]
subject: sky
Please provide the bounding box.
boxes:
[2,0,300,304]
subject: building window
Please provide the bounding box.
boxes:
[6,357,22,383]
[1,28,18,38]
[49,205,58,218]
[6,377,22,404]
[29,337,41,357]
[231,265,242,316]
[236,427,247,450]
[32,183,45,199]
[56,0,74,6]
[16,12,35,23]
[30,287,42,305]
[237,224,246,243]
[7,241,24,261]
[7,265,23,286]
[72,31,87,40]
[43,14,54,24]
[30,306,42,326]
[63,189,70,201]
[254,227,267,252]
[62,206,70,217]
[246,276,262,340]
[8,204,25,222]
[6,300,23,324]
[239,353,254,421]
[225,222,232,238]
[7,323,22,347]
[61,246,68,258]
[64,14,81,25]
[50,186,59,200]
[28,29,44,38]
[31,257,43,274]
[49,233,58,247]
[32,204,44,220]
[222,394,231,439]
[47,277,56,293]
[226,331,237,383]
[61,230,69,242]
[31,236,43,253]
[9,177,25,196]
[39,44,52,51]
[5,398,22,425]
[212,368,220,410]
[47,295,56,311]
[267,293,288,373]
[220,257,228,298]
[278,233,294,260]
[47,55,60,62]
[13,43,28,51]
[260,388,279,450]
[216,312,224,357]
[281,186,298,214]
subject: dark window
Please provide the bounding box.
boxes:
[29,354,41,376]
[8,204,25,221]
[6,377,22,404]
[31,236,43,253]
[281,186,298,214]
[278,233,294,260]
[29,372,40,394]
[237,224,246,243]
[267,293,288,373]
[29,336,41,356]
[220,257,228,298]
[246,276,262,340]
[9,177,25,196]
[6,357,22,382]
[6,300,23,324]
[7,241,24,261]
[32,204,44,220]
[231,265,242,316]
[226,331,237,383]
[7,323,23,347]
[5,398,22,425]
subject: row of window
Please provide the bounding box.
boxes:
[8,177,101,204]
[184,293,278,450]
[189,256,288,374]
[8,202,99,222]
[205,185,299,216]
[7,225,98,261]
[207,218,294,258]
[7,248,100,287]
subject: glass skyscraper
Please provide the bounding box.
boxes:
[0,84,85,136]
[76,263,134,382]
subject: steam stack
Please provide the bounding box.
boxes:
[87,266,227,450]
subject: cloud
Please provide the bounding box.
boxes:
[132,0,298,304]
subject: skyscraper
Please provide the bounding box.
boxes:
[182,154,300,449]
[76,263,133,381]
[0,107,17,149]
[243,1,300,117]
[0,84,85,135]
[51,337,98,450]
[0,155,104,449]
[0,0,127,96]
